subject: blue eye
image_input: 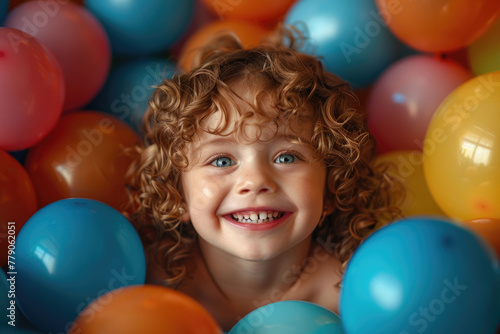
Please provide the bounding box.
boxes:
[211,156,235,167]
[275,153,295,164]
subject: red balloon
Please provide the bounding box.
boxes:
[5,1,111,111]
[25,111,142,213]
[69,285,222,334]
[0,27,65,151]
[367,55,471,153]
[0,150,37,267]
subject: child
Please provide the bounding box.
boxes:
[127,28,402,331]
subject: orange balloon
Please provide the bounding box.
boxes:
[375,0,500,52]
[462,218,500,259]
[201,0,296,23]
[25,111,142,213]
[69,285,222,334]
[178,20,270,71]
[0,150,37,267]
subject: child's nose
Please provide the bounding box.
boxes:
[235,164,277,196]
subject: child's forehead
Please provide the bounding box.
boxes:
[198,108,313,143]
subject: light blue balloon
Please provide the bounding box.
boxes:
[229,300,345,334]
[85,0,194,56]
[16,198,146,333]
[86,58,177,133]
[340,216,500,334]
[284,0,404,88]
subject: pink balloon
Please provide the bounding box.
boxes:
[0,27,64,151]
[5,1,111,111]
[367,55,471,153]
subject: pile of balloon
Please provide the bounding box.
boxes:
[1,0,500,333]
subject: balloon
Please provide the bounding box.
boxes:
[25,111,142,213]
[0,270,44,332]
[229,300,344,334]
[462,218,500,259]
[468,17,500,76]
[178,19,270,71]
[85,0,194,56]
[9,0,83,10]
[340,216,500,334]
[423,71,500,220]
[0,0,7,24]
[375,0,500,53]
[16,198,146,333]
[87,58,177,133]
[200,0,296,23]
[0,27,64,151]
[374,150,446,218]
[69,285,222,334]
[5,1,111,111]
[368,55,471,153]
[0,150,37,267]
[285,0,404,88]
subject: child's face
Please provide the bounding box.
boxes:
[180,90,327,261]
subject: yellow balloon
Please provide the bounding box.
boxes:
[423,71,500,220]
[375,150,447,218]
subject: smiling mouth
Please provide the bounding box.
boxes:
[230,211,285,224]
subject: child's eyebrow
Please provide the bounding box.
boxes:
[191,134,312,153]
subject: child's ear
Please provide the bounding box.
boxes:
[324,197,336,215]
[179,206,190,222]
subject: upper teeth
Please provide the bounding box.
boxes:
[231,211,283,223]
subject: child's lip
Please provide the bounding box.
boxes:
[222,207,291,215]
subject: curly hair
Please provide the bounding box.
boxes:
[127,28,403,287]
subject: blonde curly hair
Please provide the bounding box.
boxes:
[127,28,403,287]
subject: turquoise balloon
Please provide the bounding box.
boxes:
[86,58,176,133]
[85,0,194,56]
[284,0,403,88]
[340,216,500,334]
[16,198,146,333]
[229,300,345,334]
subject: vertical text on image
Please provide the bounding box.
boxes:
[6,221,17,327]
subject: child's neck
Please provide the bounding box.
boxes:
[197,236,313,304]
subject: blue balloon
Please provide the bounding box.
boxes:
[85,0,194,56]
[16,198,146,333]
[229,300,345,334]
[0,0,8,25]
[284,0,404,88]
[340,216,500,334]
[86,58,177,133]
[0,270,44,332]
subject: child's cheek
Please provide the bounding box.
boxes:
[184,176,223,214]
